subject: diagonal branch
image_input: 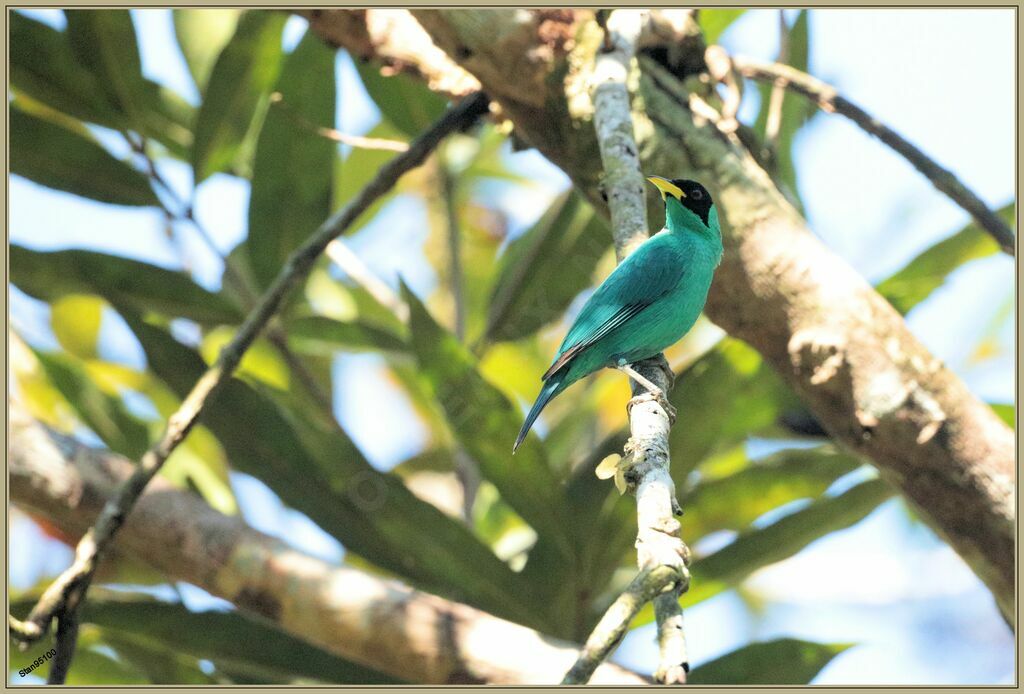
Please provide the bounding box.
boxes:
[561,565,683,684]
[9,403,648,685]
[731,56,1016,256]
[8,91,491,683]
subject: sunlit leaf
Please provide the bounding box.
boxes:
[689,638,850,684]
[173,9,241,91]
[991,403,1014,429]
[876,202,1014,314]
[192,11,286,182]
[11,246,242,326]
[33,349,150,459]
[353,60,448,138]
[50,294,104,359]
[484,190,610,344]
[248,30,336,288]
[699,9,746,44]
[10,107,158,206]
[200,327,290,390]
[682,447,863,542]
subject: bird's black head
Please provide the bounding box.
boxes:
[646,176,714,227]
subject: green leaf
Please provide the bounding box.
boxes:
[173,9,242,91]
[64,10,148,124]
[685,478,893,606]
[10,107,158,206]
[50,294,105,359]
[192,11,286,182]
[248,30,336,288]
[682,447,863,542]
[10,246,243,326]
[286,315,407,355]
[354,60,448,138]
[9,11,125,128]
[402,282,572,553]
[121,313,540,627]
[699,9,746,44]
[689,638,850,684]
[484,191,611,344]
[876,202,1014,314]
[753,10,814,210]
[80,596,395,684]
[33,349,150,459]
[991,403,1014,429]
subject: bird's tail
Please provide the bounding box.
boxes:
[513,373,565,454]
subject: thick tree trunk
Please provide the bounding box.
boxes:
[9,404,647,685]
[303,9,1014,621]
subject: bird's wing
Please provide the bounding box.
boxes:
[543,233,685,380]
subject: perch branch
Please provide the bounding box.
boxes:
[362,9,1012,621]
[566,10,690,684]
[8,92,491,682]
[9,404,648,685]
[731,56,1015,256]
[561,565,683,684]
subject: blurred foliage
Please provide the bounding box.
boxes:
[7,8,1014,685]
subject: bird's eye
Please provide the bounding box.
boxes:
[691,189,703,200]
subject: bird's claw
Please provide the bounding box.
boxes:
[627,390,677,424]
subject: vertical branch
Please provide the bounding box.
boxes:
[565,9,690,685]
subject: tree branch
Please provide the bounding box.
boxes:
[731,55,1016,256]
[8,91,492,681]
[9,404,648,685]
[569,10,690,684]
[561,565,682,684]
[303,8,1015,625]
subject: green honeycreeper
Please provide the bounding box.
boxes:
[513,176,723,453]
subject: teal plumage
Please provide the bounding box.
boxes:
[514,177,723,453]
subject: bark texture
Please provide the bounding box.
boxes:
[303,9,1015,621]
[9,404,647,685]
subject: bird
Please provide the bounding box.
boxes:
[513,176,723,453]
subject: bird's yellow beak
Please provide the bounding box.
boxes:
[646,175,686,201]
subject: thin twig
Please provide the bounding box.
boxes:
[732,56,1016,256]
[8,91,491,683]
[325,240,410,322]
[561,565,683,684]
[270,91,410,152]
[763,10,790,150]
[564,10,691,685]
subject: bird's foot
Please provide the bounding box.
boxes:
[627,390,677,424]
[648,354,675,391]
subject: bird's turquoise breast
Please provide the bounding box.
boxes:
[564,232,717,381]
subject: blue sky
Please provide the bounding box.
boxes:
[9,8,1015,685]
